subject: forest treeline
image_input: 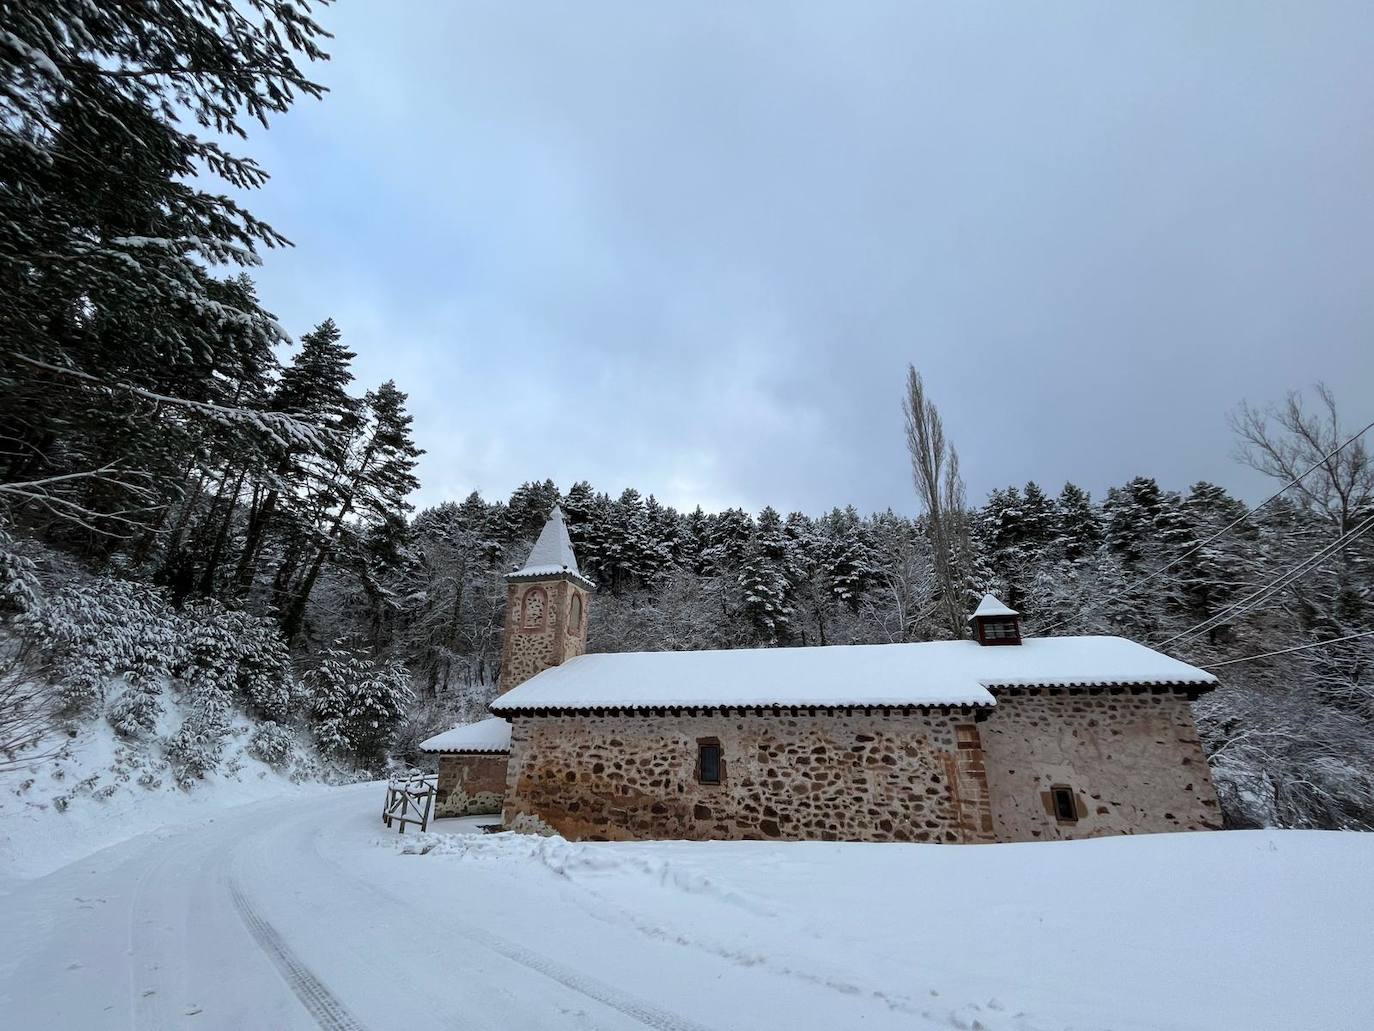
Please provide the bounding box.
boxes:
[1,2,1370,830]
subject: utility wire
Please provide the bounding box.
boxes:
[1201,629,1374,670]
[1157,511,1374,648]
[1036,415,1374,637]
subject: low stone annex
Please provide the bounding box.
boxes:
[423,507,1221,843]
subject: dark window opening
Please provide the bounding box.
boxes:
[1051,785,1078,823]
[697,742,722,785]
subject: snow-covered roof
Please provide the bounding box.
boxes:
[418,716,512,754]
[489,636,1215,714]
[969,594,1019,620]
[507,506,593,588]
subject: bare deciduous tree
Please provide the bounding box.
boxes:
[1230,384,1373,625]
[902,366,969,638]
[0,652,61,770]
[1230,383,1373,536]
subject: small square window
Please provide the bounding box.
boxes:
[1051,785,1078,823]
[697,742,722,785]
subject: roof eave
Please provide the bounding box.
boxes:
[491,699,996,717]
[504,568,596,590]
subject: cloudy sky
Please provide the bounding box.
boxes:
[238,2,1374,517]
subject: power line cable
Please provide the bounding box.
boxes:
[1157,511,1374,648]
[1201,629,1374,670]
[1036,415,1374,637]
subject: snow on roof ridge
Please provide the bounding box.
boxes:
[418,716,512,754]
[490,635,1215,714]
[969,593,1019,620]
[508,505,593,586]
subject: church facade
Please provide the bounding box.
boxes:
[425,508,1221,842]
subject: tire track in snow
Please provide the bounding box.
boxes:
[442,915,711,1031]
[305,813,709,1031]
[128,826,188,1031]
[228,880,369,1031]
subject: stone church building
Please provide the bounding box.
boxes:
[423,507,1221,843]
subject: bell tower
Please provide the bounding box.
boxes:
[498,505,593,693]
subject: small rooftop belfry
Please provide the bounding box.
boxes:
[969,593,1021,646]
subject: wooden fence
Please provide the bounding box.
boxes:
[382,770,437,834]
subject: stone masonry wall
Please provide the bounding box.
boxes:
[502,710,993,843]
[979,688,1220,841]
[435,754,508,817]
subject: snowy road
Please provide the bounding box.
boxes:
[3,784,1373,1030]
[0,786,728,1030]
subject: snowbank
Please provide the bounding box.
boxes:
[385,822,1374,1030]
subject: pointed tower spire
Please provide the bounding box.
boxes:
[498,506,594,693]
[507,505,592,588]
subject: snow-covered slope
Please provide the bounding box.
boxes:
[0,700,346,881]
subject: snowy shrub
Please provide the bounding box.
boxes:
[106,679,166,738]
[164,688,233,786]
[0,517,40,614]
[17,576,180,728]
[157,602,301,782]
[248,721,295,768]
[306,647,414,768]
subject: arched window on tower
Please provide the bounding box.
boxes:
[568,592,583,634]
[521,586,547,630]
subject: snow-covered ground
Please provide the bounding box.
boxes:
[2,783,1371,1031]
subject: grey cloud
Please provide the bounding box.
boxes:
[240,2,1374,515]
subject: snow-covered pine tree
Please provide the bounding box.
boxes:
[1020,482,1058,550]
[0,2,331,543]
[737,507,798,644]
[823,506,878,614]
[679,506,711,574]
[505,480,561,544]
[1054,482,1102,561]
[306,647,414,769]
[281,381,423,642]
[1169,482,1254,640]
[701,508,754,576]
[642,495,681,580]
[231,318,359,597]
